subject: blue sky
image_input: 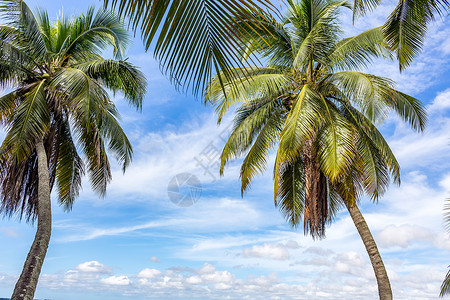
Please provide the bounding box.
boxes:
[0,0,449,299]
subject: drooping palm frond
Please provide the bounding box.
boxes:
[352,0,449,70]
[2,80,49,161]
[55,119,84,210]
[275,156,306,228]
[74,58,146,109]
[384,0,448,71]
[103,0,276,95]
[206,67,291,122]
[220,97,280,174]
[277,85,323,163]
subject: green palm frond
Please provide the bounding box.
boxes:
[240,108,283,194]
[340,102,400,195]
[314,99,355,180]
[206,67,290,122]
[441,269,450,297]
[440,199,450,296]
[104,0,275,95]
[56,119,84,210]
[64,7,129,61]
[330,71,394,123]
[75,58,146,109]
[0,0,47,58]
[384,0,448,71]
[74,122,112,196]
[2,80,49,161]
[275,156,305,228]
[328,26,392,71]
[97,104,133,172]
[278,85,322,162]
[290,0,348,71]
[383,90,427,132]
[220,97,280,173]
[352,0,381,21]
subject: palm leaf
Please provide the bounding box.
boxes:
[383,0,448,70]
[74,58,146,109]
[328,26,392,71]
[104,0,275,95]
[56,119,84,210]
[2,80,49,161]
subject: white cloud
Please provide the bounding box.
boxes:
[242,243,290,261]
[429,88,450,112]
[3,260,444,299]
[185,276,202,284]
[75,261,111,274]
[100,275,130,286]
[376,224,433,248]
[150,256,161,263]
[137,268,162,279]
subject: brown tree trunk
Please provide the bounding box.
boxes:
[303,138,328,239]
[11,139,52,300]
[345,201,392,300]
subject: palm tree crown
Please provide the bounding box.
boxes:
[205,0,427,238]
[0,1,146,221]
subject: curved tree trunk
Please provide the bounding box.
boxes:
[11,139,52,300]
[345,201,392,300]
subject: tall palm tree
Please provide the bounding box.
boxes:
[353,0,449,70]
[205,1,426,299]
[0,1,146,299]
[103,0,276,95]
[440,199,450,297]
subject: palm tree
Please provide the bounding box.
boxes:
[0,1,146,299]
[205,1,426,299]
[103,0,276,95]
[353,0,449,70]
[440,199,450,297]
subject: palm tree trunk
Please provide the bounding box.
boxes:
[345,201,392,300]
[11,139,52,300]
[303,137,328,239]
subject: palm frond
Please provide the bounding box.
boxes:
[0,0,47,58]
[75,58,146,109]
[240,108,283,194]
[56,119,84,210]
[275,156,305,228]
[220,97,280,173]
[104,0,275,95]
[206,66,289,122]
[328,26,392,71]
[64,7,130,61]
[383,0,448,71]
[314,96,355,180]
[278,85,322,162]
[2,80,49,161]
[441,199,450,296]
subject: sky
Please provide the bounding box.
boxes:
[0,0,449,299]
